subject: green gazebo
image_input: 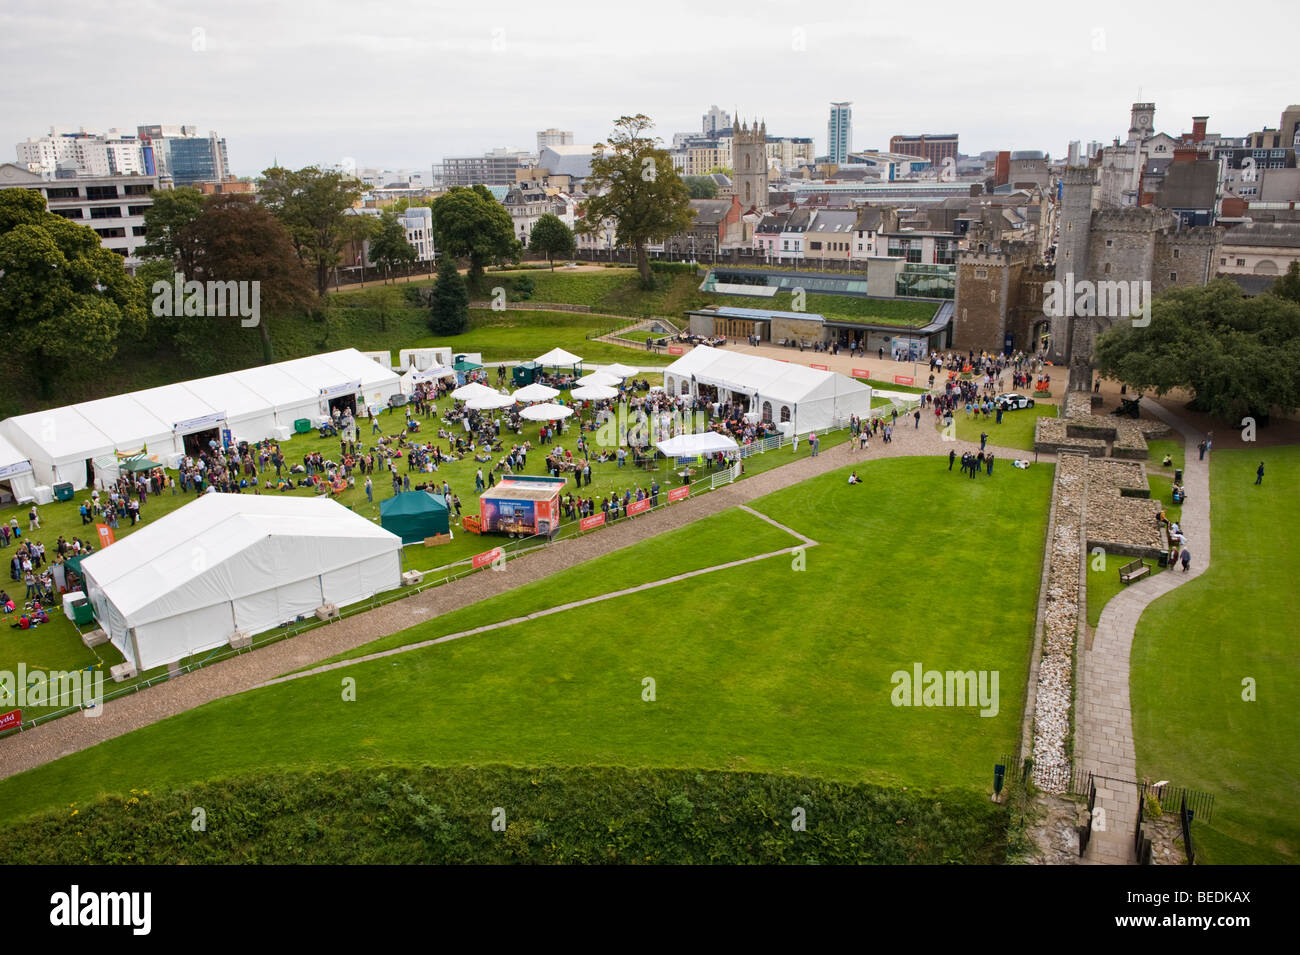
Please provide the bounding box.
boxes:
[380,491,450,544]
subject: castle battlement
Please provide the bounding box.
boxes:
[1091,207,1177,234]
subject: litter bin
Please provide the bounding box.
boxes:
[72,600,95,626]
[1174,468,1183,484]
[293,418,313,434]
[1158,550,1169,568]
[52,482,74,502]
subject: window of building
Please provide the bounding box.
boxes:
[780,405,791,423]
[45,187,79,199]
[1106,239,1113,247]
[53,208,83,219]
[127,205,150,216]
[1173,248,1180,259]
[133,226,147,236]
[124,184,153,196]
[975,269,987,279]
[1169,272,1177,281]
[1236,258,1246,267]
[1104,263,1111,274]
[89,206,122,219]
[1220,258,1226,265]
[810,241,822,250]
[85,186,119,200]
[94,227,126,238]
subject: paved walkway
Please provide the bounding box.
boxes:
[1074,398,1210,864]
[0,414,1040,781]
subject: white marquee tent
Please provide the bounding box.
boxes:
[0,349,401,491]
[80,495,403,672]
[654,432,740,457]
[663,346,871,435]
[0,432,37,504]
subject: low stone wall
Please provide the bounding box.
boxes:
[1085,457,1164,559]
[1036,418,1107,456]
[1031,453,1087,792]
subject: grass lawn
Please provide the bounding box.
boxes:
[936,403,1058,452]
[0,456,1053,828]
[1086,473,1179,628]
[1146,435,1185,473]
[0,387,838,722]
[1130,446,1300,864]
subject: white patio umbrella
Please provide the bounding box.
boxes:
[576,371,621,388]
[451,382,498,401]
[512,382,560,402]
[602,363,638,379]
[520,403,574,421]
[570,384,619,401]
[466,393,518,411]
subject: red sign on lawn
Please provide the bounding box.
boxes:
[810,363,829,371]
[627,499,650,516]
[580,514,606,532]
[668,346,684,355]
[893,375,915,386]
[95,523,115,548]
[668,486,690,502]
[0,710,20,733]
[472,547,503,569]
[852,368,871,378]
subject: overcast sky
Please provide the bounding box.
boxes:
[2,0,1296,176]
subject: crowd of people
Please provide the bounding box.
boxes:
[3,512,91,622]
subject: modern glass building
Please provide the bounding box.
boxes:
[827,102,853,165]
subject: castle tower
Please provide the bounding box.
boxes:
[732,116,769,214]
[1052,165,1098,369]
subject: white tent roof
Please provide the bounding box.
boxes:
[602,363,638,378]
[576,371,622,388]
[665,346,868,406]
[466,393,517,411]
[183,372,277,425]
[570,384,619,400]
[81,495,398,622]
[655,432,740,457]
[535,347,583,366]
[0,432,33,477]
[520,403,573,420]
[316,348,402,396]
[74,394,174,451]
[1,406,114,465]
[451,382,499,401]
[130,383,224,432]
[512,382,560,402]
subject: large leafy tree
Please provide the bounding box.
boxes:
[1094,278,1300,421]
[428,256,470,335]
[528,213,575,270]
[258,165,369,295]
[367,209,417,282]
[685,175,718,199]
[170,195,316,364]
[138,186,206,276]
[0,189,147,397]
[430,185,518,292]
[579,114,694,288]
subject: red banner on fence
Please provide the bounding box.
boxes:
[852,368,871,379]
[809,363,829,371]
[95,523,115,548]
[0,709,20,733]
[472,547,503,569]
[893,375,915,386]
[580,514,606,532]
[668,346,684,355]
[668,486,690,502]
[627,499,650,516]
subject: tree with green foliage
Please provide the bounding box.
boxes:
[579,114,694,288]
[528,213,575,270]
[0,188,147,398]
[1269,260,1300,305]
[368,209,418,282]
[430,186,519,293]
[258,165,369,296]
[428,256,470,335]
[138,186,206,275]
[1095,278,1300,422]
[684,176,718,199]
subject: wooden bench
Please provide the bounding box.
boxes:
[1118,559,1151,585]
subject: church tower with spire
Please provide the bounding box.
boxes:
[731,116,769,214]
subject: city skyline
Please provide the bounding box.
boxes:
[2,0,1297,176]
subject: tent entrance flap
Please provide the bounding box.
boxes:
[182,427,221,457]
[327,393,357,416]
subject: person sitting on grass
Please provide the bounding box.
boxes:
[1162,453,1173,467]
[848,472,861,485]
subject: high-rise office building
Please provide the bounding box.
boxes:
[827,102,852,165]
[703,105,731,136]
[136,125,229,185]
[536,128,574,154]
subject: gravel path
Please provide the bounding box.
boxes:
[0,416,1044,780]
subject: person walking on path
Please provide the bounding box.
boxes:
[980,431,989,451]
[28,507,39,531]
[1180,548,1191,572]
[810,431,819,457]
[948,449,956,470]
[1197,439,1207,460]
[914,410,921,429]
[1256,461,1265,485]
